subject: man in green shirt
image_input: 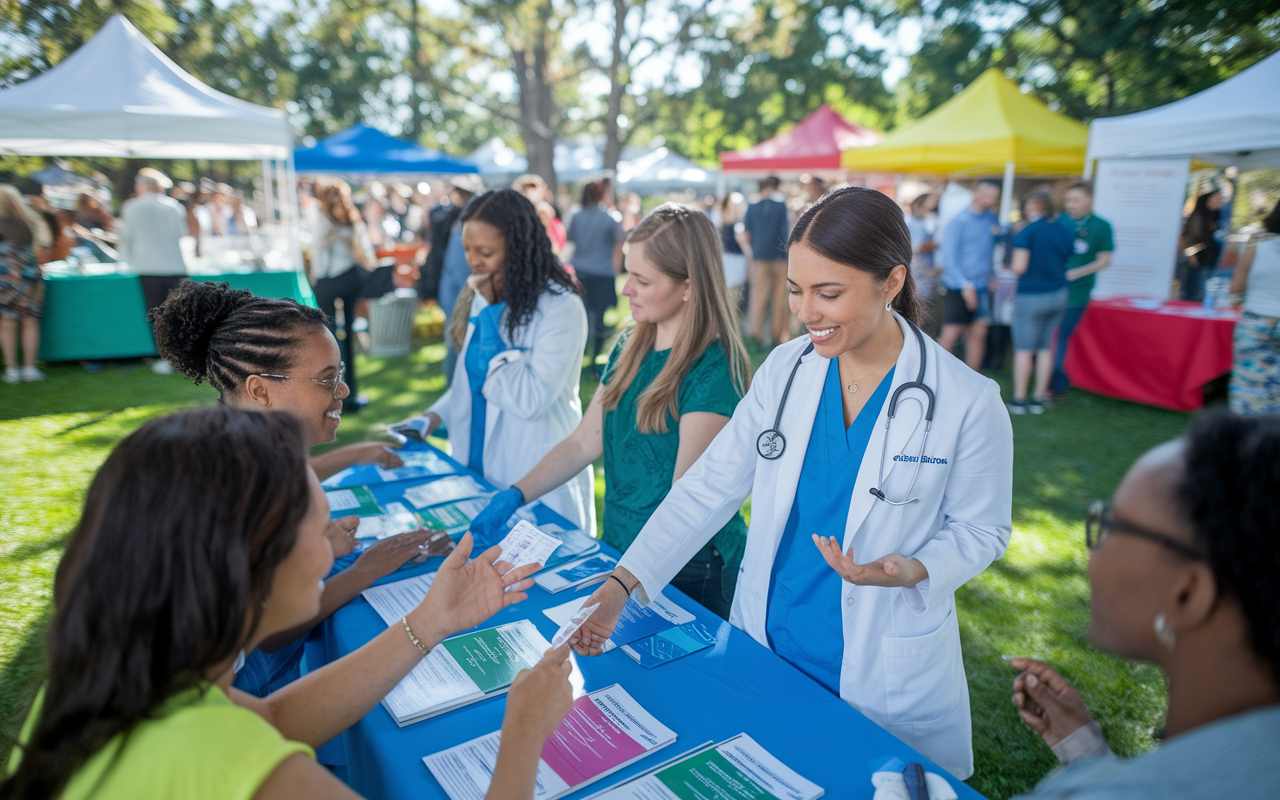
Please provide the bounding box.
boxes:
[1052,181,1114,394]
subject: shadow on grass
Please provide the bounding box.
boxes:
[0,609,49,763]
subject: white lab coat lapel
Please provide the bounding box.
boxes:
[841,312,925,550]
[767,347,827,537]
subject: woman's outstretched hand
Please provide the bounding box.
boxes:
[813,535,928,588]
[1010,658,1096,747]
[410,532,540,643]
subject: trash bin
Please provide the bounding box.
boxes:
[368,288,419,357]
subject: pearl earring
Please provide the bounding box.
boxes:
[1153,613,1176,649]
[885,302,892,312]
[318,579,327,592]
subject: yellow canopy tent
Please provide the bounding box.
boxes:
[841,68,1088,221]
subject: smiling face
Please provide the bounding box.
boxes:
[786,242,905,358]
[1086,441,1197,660]
[254,467,335,644]
[462,218,508,299]
[621,241,689,327]
[235,326,348,445]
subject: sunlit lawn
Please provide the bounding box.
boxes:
[0,311,1190,799]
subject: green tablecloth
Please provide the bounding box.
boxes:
[38,270,317,362]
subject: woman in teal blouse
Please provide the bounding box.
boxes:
[469,203,752,617]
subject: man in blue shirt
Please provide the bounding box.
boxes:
[938,181,1001,371]
[743,176,792,346]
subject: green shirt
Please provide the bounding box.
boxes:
[600,336,747,572]
[1062,214,1115,307]
[10,685,313,799]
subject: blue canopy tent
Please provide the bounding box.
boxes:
[294,124,478,174]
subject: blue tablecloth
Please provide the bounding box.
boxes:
[318,446,986,800]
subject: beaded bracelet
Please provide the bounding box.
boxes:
[400,616,431,656]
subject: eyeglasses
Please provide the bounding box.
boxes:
[256,362,346,398]
[1085,500,1202,559]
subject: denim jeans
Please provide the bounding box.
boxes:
[669,543,737,620]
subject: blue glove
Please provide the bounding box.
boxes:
[470,486,524,548]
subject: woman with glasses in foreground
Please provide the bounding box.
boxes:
[149,280,453,696]
[1008,411,1280,799]
[3,406,571,800]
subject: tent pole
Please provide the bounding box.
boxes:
[261,159,275,230]
[284,155,303,274]
[999,159,1016,226]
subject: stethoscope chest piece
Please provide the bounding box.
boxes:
[757,429,785,459]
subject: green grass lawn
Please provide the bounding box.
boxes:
[0,322,1191,799]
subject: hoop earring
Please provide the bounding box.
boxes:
[1153,613,1176,649]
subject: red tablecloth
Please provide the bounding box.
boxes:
[1064,297,1239,412]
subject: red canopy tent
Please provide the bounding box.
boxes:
[719,105,881,173]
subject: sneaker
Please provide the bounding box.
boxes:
[20,366,45,382]
[1032,394,1055,410]
[2,367,20,384]
[1026,398,1046,415]
[151,359,174,375]
[1006,398,1027,415]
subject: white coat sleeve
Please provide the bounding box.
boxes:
[901,380,1013,614]
[617,358,768,604]
[481,294,587,421]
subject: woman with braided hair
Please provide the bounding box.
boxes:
[401,188,595,537]
[149,280,452,696]
[1008,410,1280,799]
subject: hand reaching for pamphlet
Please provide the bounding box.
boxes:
[469,487,524,546]
[504,647,574,743]
[353,528,452,581]
[567,568,636,657]
[324,515,360,558]
[812,535,928,588]
[410,532,540,644]
[1010,658,1095,748]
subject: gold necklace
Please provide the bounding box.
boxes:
[842,357,890,395]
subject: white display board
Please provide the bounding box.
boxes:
[1091,158,1191,299]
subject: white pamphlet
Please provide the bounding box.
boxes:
[551,602,599,650]
[496,520,563,575]
[402,476,489,509]
[543,591,694,653]
[355,510,424,540]
[361,573,436,625]
[325,489,361,511]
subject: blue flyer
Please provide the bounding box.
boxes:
[622,622,717,668]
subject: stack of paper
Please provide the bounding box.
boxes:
[354,503,426,540]
[324,485,383,517]
[382,619,551,727]
[542,592,694,653]
[424,685,677,800]
[595,734,823,800]
[621,622,717,669]
[361,573,436,624]
[534,554,617,593]
[419,497,491,534]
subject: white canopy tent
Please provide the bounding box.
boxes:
[0,14,300,268]
[1086,51,1280,169]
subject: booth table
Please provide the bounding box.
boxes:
[1064,297,1239,412]
[315,446,985,800]
[37,266,316,362]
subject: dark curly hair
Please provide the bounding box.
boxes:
[1177,411,1280,683]
[789,186,923,327]
[150,280,330,398]
[460,189,578,341]
[2,406,311,799]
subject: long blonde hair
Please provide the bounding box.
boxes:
[601,203,750,434]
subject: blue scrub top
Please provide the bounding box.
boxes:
[463,302,508,473]
[766,361,895,693]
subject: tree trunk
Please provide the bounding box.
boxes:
[511,4,559,193]
[112,158,143,208]
[602,0,628,175]
[408,0,424,142]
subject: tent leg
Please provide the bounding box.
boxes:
[284,156,302,273]
[999,159,1016,226]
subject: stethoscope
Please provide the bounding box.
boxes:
[756,321,936,505]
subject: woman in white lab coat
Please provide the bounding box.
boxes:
[570,187,1013,778]
[412,189,595,536]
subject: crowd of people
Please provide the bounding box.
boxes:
[6,177,1280,800]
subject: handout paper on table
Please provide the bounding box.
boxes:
[551,602,599,650]
[592,733,823,800]
[324,485,383,517]
[382,619,550,727]
[402,475,489,509]
[542,591,694,652]
[419,497,490,535]
[496,520,563,575]
[374,465,446,484]
[620,622,716,668]
[423,684,676,800]
[355,509,426,540]
[362,573,436,625]
[389,447,457,474]
[534,554,617,593]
